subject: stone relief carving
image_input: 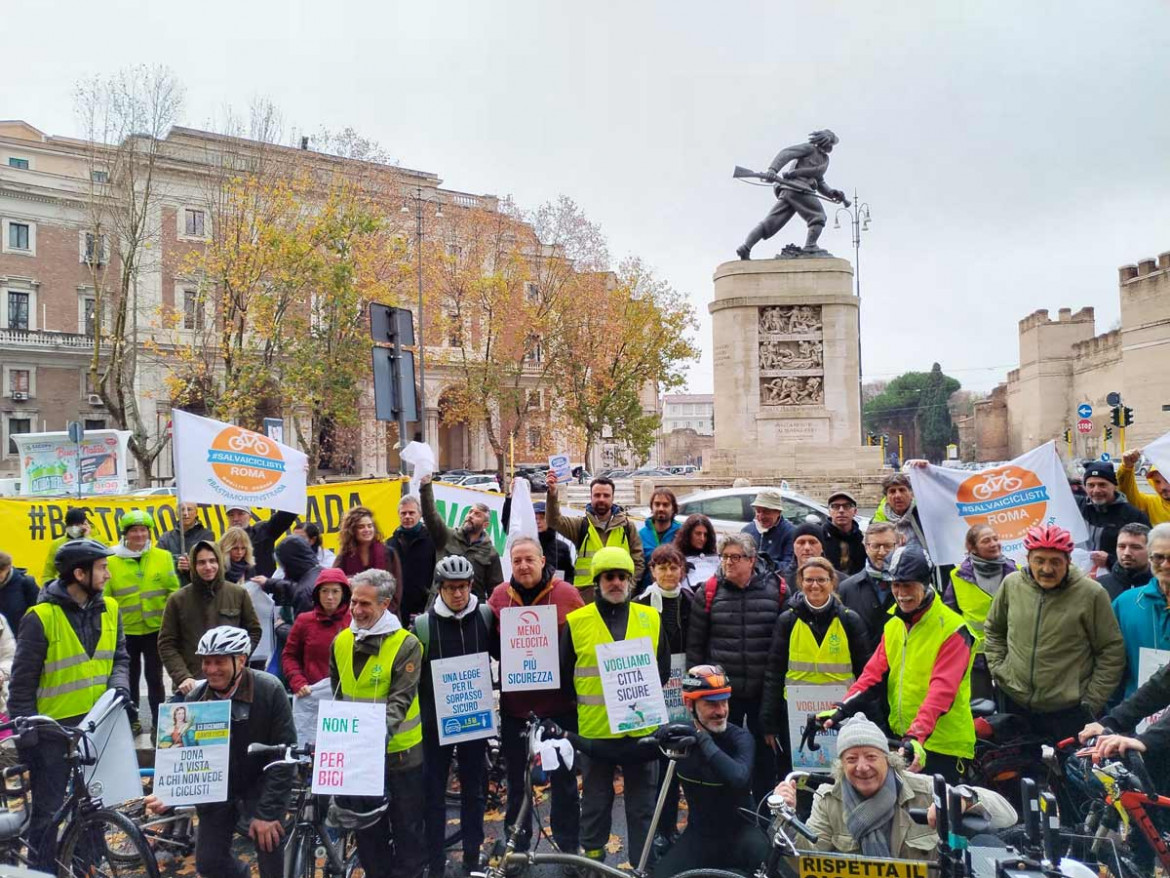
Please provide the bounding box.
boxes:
[759,305,825,406]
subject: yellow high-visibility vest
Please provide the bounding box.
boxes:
[30,598,119,720]
[785,614,854,697]
[333,627,422,753]
[573,523,628,588]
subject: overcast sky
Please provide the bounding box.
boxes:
[7,1,1169,394]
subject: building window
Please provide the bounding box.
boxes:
[83,232,107,265]
[82,298,97,336]
[524,335,542,364]
[91,170,109,184]
[7,292,29,330]
[7,418,31,455]
[8,223,29,251]
[184,208,205,237]
[84,419,106,431]
[8,158,29,170]
[10,370,29,395]
[84,369,98,395]
[447,312,462,347]
[527,427,541,449]
[183,290,204,331]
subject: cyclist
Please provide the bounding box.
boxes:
[651,664,769,877]
[773,713,1015,859]
[146,625,295,878]
[9,538,131,870]
[106,509,180,735]
[984,524,1124,741]
[823,545,975,784]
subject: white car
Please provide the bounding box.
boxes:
[651,486,871,535]
[455,474,502,493]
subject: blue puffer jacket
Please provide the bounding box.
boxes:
[1112,580,1170,697]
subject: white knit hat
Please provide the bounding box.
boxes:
[836,713,888,754]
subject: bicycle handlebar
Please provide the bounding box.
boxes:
[247,742,314,767]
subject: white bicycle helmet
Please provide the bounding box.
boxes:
[196,626,253,657]
[435,554,475,582]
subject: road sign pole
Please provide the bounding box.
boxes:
[1120,426,1126,455]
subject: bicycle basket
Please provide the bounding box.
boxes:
[327,795,388,830]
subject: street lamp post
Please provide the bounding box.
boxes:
[401,188,443,444]
[834,190,871,445]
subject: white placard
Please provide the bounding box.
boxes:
[431,652,497,746]
[665,653,689,723]
[500,605,561,692]
[154,700,231,805]
[244,580,276,662]
[292,678,333,745]
[597,636,668,735]
[79,690,141,807]
[1136,648,1170,734]
[685,555,720,588]
[549,453,572,483]
[788,684,849,770]
[311,701,386,796]
[909,442,1089,566]
[172,409,307,515]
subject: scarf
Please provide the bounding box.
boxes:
[226,558,251,584]
[642,582,684,613]
[433,592,480,620]
[970,555,1014,595]
[843,767,899,857]
[114,540,151,560]
[350,607,401,642]
[399,522,424,537]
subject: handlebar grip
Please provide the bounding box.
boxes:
[787,814,819,844]
[247,743,289,760]
[908,807,930,826]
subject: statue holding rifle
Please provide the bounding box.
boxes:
[734,129,849,259]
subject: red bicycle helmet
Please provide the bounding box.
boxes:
[1022,524,1075,554]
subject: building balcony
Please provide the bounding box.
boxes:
[0,328,108,351]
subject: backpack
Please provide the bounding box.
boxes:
[703,573,787,612]
[413,604,495,658]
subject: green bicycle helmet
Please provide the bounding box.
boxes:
[118,509,155,535]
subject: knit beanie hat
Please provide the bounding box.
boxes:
[836,712,888,754]
[1083,461,1117,485]
[792,521,826,546]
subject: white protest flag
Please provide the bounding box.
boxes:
[908,441,1087,566]
[501,477,539,580]
[172,409,307,515]
[401,441,437,497]
[1142,430,1170,483]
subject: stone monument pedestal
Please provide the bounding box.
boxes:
[706,258,883,477]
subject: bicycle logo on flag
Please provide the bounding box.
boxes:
[206,425,287,494]
[955,464,1050,541]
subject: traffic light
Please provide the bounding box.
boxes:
[1105,427,1114,441]
[1063,428,1072,443]
[1122,407,1134,427]
[881,434,890,446]
[1111,405,1123,427]
[867,432,876,446]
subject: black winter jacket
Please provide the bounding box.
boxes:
[244,511,299,578]
[1098,562,1154,602]
[1077,494,1149,570]
[686,572,784,701]
[838,569,895,655]
[412,598,495,736]
[179,669,295,820]
[9,580,131,722]
[0,567,38,633]
[267,537,322,616]
[1103,659,1170,756]
[386,526,437,622]
[821,522,866,577]
[760,595,871,734]
[633,589,691,654]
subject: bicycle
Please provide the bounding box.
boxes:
[248,742,364,878]
[112,768,196,866]
[0,697,161,878]
[971,471,1024,501]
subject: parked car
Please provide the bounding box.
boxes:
[633,486,871,535]
[459,474,502,493]
[668,465,699,475]
[630,468,673,478]
[437,469,475,481]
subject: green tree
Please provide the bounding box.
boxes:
[864,365,960,461]
[917,362,960,461]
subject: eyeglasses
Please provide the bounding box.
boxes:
[829,504,855,512]
[440,582,471,593]
[867,543,896,553]
[802,577,832,586]
[1152,554,1170,567]
[600,571,630,581]
[720,553,748,563]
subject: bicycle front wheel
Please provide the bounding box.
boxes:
[285,827,319,878]
[56,807,161,878]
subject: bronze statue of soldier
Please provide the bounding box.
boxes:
[735,129,849,259]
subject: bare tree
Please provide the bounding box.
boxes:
[75,65,185,486]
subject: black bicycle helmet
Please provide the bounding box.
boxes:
[54,538,115,576]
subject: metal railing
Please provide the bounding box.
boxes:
[0,328,106,349]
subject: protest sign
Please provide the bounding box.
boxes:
[548,453,571,483]
[787,683,849,769]
[597,637,669,735]
[1137,648,1170,734]
[1143,431,1170,482]
[665,653,689,723]
[311,701,386,796]
[13,430,132,497]
[172,409,308,515]
[500,605,560,691]
[0,477,404,578]
[431,652,497,746]
[154,701,231,805]
[293,678,334,745]
[908,442,1087,565]
[684,555,719,589]
[78,690,141,807]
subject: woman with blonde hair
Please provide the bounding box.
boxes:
[219,527,263,586]
[220,526,275,670]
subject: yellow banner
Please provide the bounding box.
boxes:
[0,478,408,581]
[798,856,930,878]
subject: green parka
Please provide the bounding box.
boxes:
[983,563,1124,714]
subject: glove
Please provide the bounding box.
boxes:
[816,707,845,729]
[113,688,133,708]
[902,738,927,770]
[654,722,696,745]
[539,718,565,740]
